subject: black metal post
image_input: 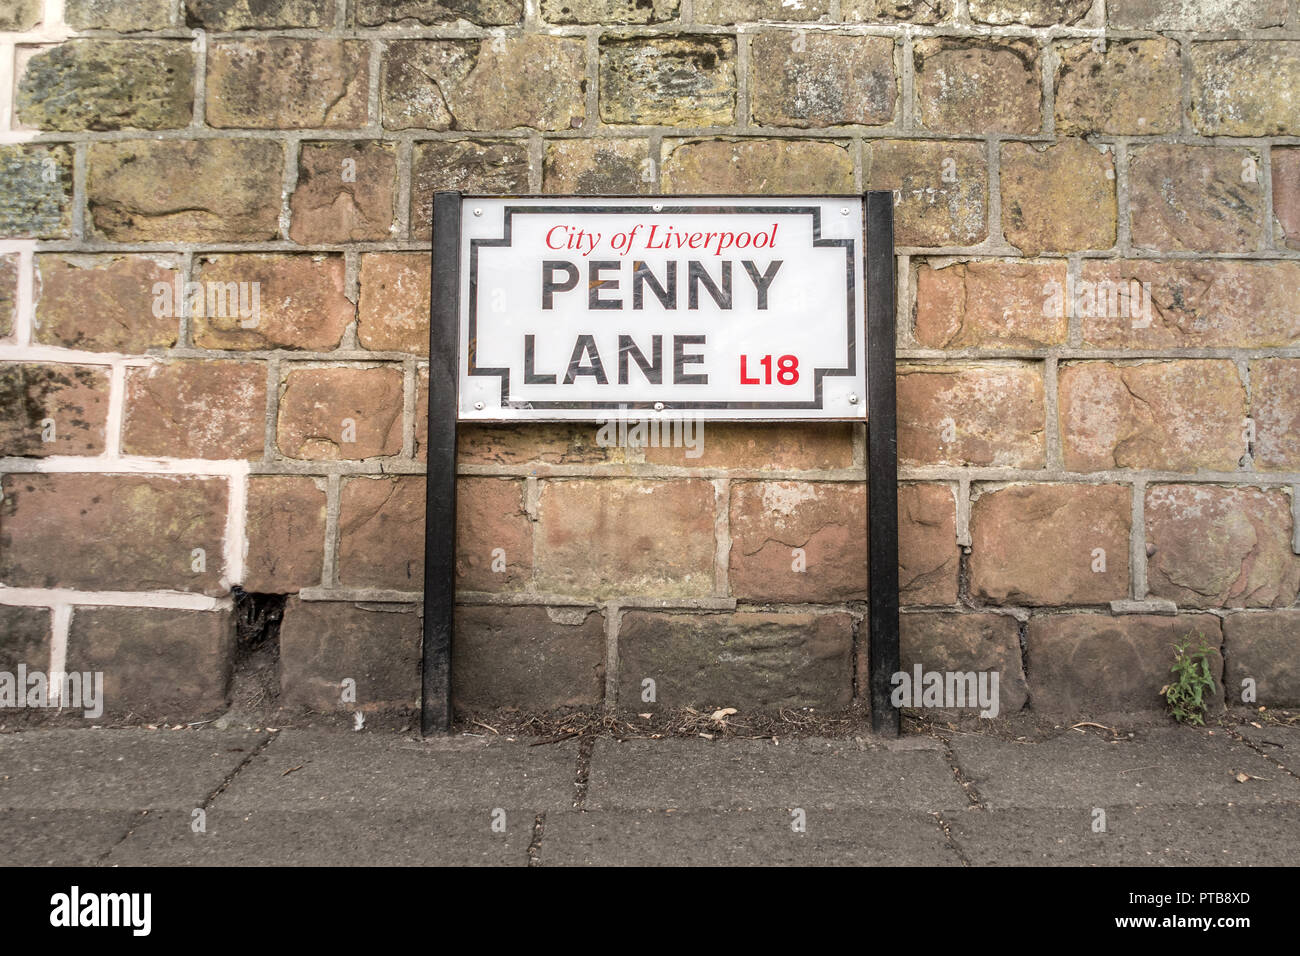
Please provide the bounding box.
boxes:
[865,191,900,736]
[422,190,461,735]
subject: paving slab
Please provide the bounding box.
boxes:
[0,809,139,866]
[948,727,1300,809]
[947,804,1300,866]
[0,730,266,810]
[538,808,960,866]
[586,738,970,811]
[216,731,578,811]
[1236,724,1300,775]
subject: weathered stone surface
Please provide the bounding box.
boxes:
[290,141,397,243]
[1027,613,1224,715]
[536,479,715,598]
[752,33,895,129]
[1191,42,1300,137]
[1274,148,1300,251]
[451,422,628,466]
[88,139,282,242]
[897,613,1027,714]
[243,476,327,593]
[123,360,267,459]
[1129,145,1264,253]
[899,483,958,606]
[914,39,1039,135]
[279,598,420,713]
[454,605,604,711]
[66,0,169,30]
[897,365,1045,468]
[1001,139,1115,255]
[1058,360,1246,472]
[185,0,334,28]
[382,37,585,131]
[337,477,424,589]
[729,481,867,602]
[0,606,48,672]
[0,144,72,239]
[1224,611,1300,707]
[969,484,1130,606]
[663,139,853,194]
[412,140,529,237]
[0,473,229,594]
[543,139,651,195]
[207,40,369,129]
[844,0,950,22]
[0,363,110,457]
[357,252,429,354]
[542,0,677,23]
[192,254,353,351]
[0,0,41,30]
[600,36,735,127]
[277,366,404,460]
[67,608,233,718]
[1146,484,1300,609]
[1078,260,1300,349]
[1109,0,1286,30]
[643,422,854,470]
[35,255,179,352]
[865,140,987,247]
[914,259,1068,349]
[695,0,828,20]
[17,41,192,132]
[0,255,15,338]
[972,0,1090,22]
[1054,38,1181,136]
[356,0,523,25]
[1251,359,1300,471]
[618,611,853,711]
[456,477,532,591]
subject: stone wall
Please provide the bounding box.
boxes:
[0,0,1297,723]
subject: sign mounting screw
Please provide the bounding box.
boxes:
[653,402,664,411]
[848,393,859,404]
[652,203,663,212]
[473,208,483,217]
[474,401,484,410]
[841,207,850,216]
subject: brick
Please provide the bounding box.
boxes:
[382,37,585,132]
[536,479,715,598]
[279,598,420,713]
[337,477,425,589]
[865,140,987,247]
[0,254,15,338]
[277,366,404,460]
[456,477,532,592]
[1129,145,1264,253]
[844,0,950,22]
[897,364,1045,468]
[1191,41,1300,137]
[184,0,334,28]
[207,40,369,129]
[1054,38,1181,137]
[357,252,430,355]
[899,484,958,606]
[35,255,180,352]
[1271,148,1300,251]
[969,484,1130,606]
[1224,611,1300,707]
[1027,613,1224,716]
[970,0,1091,23]
[243,476,327,593]
[1001,139,1116,255]
[1251,359,1300,471]
[1146,484,1300,609]
[0,144,72,239]
[619,611,853,712]
[412,140,529,238]
[695,0,828,21]
[543,139,651,195]
[1058,360,1245,472]
[17,40,192,132]
[192,254,354,351]
[0,0,41,29]
[454,605,604,711]
[356,0,523,26]
[0,363,110,457]
[542,0,677,23]
[729,481,867,602]
[67,607,233,718]
[914,39,1039,135]
[0,606,49,672]
[600,36,735,127]
[451,422,628,466]
[1078,260,1300,349]
[751,32,895,129]
[1109,0,1286,30]
[643,422,854,470]
[290,142,398,244]
[894,613,1027,714]
[65,0,169,30]
[0,473,228,593]
[663,139,853,194]
[88,139,282,242]
[123,360,267,460]
[914,259,1068,349]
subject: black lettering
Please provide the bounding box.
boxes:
[688,261,732,310]
[588,261,621,310]
[541,260,579,309]
[562,335,608,385]
[523,334,556,384]
[741,260,782,310]
[632,261,676,310]
[673,334,707,385]
[618,334,663,384]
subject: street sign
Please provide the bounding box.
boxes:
[457,196,867,420]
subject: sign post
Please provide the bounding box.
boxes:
[424,192,898,734]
